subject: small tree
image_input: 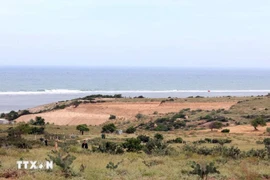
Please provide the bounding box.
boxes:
[189,161,219,180]
[47,149,76,177]
[34,116,45,125]
[209,121,222,131]
[76,124,89,135]
[126,126,136,134]
[251,117,266,131]
[30,116,45,126]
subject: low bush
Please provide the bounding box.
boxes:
[144,113,187,131]
[135,113,144,119]
[3,137,35,149]
[106,161,122,171]
[266,127,270,134]
[122,138,143,152]
[143,138,173,156]
[203,138,232,144]
[167,137,183,144]
[154,133,164,140]
[109,115,116,120]
[93,141,124,154]
[101,123,116,133]
[183,144,241,158]
[125,126,136,134]
[221,129,230,133]
[245,148,268,159]
[137,135,150,143]
[193,139,207,144]
[29,127,45,134]
[189,161,220,179]
[29,116,45,126]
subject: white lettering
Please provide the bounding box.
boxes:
[22,161,29,169]
[17,161,23,169]
[46,161,53,169]
[16,160,54,170]
[30,161,38,170]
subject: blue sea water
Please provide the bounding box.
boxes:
[0,66,270,112]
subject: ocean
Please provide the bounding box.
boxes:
[0,66,270,113]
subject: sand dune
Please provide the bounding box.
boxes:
[16,101,236,125]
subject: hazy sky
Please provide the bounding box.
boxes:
[0,0,269,68]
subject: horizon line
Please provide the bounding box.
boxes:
[1,65,270,70]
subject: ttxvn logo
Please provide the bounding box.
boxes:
[17,161,53,170]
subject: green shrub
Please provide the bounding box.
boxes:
[245,148,268,159]
[189,161,219,179]
[29,127,45,134]
[154,124,170,131]
[93,141,124,154]
[135,113,144,119]
[82,94,122,99]
[193,139,207,144]
[29,116,45,126]
[109,115,116,120]
[122,138,142,152]
[125,126,136,134]
[19,110,31,116]
[221,129,230,133]
[7,123,31,138]
[209,121,223,131]
[47,149,76,177]
[137,135,150,143]
[264,138,270,146]
[54,104,67,110]
[154,133,164,140]
[4,110,19,120]
[143,112,187,131]
[143,138,171,155]
[212,146,241,158]
[167,137,183,144]
[196,146,213,155]
[5,137,34,149]
[106,160,123,171]
[266,127,270,134]
[171,113,186,120]
[101,123,116,133]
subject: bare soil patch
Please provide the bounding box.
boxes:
[16,101,236,125]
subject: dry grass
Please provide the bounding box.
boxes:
[1,96,270,179]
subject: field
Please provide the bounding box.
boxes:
[0,96,270,179]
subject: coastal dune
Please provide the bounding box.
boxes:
[15,101,236,125]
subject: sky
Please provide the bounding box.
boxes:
[0,0,269,68]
